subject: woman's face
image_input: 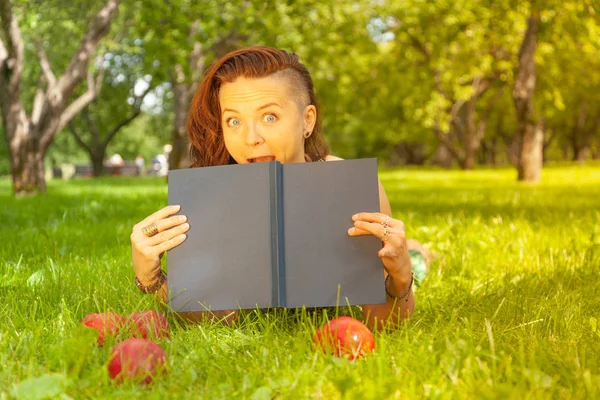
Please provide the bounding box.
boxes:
[219,74,316,164]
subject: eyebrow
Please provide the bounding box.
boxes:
[222,102,282,114]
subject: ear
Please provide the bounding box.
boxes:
[303,105,317,134]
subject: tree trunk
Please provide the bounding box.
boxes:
[169,68,192,170]
[1,100,44,193]
[168,30,246,171]
[461,97,479,170]
[479,137,498,166]
[462,141,477,169]
[391,142,426,165]
[512,11,542,182]
[507,136,519,166]
[10,133,46,194]
[518,120,544,180]
[91,147,105,177]
[431,144,453,168]
[68,118,107,177]
[489,137,498,165]
[448,94,478,170]
[168,25,207,172]
[542,126,557,162]
[574,147,591,161]
[69,87,150,177]
[562,145,570,161]
[440,79,499,170]
[572,108,599,162]
[0,0,121,195]
[462,152,476,169]
[571,101,589,161]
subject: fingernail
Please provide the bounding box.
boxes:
[179,215,187,222]
[354,221,361,226]
[348,228,354,234]
[182,223,190,229]
[352,214,358,220]
[173,205,181,210]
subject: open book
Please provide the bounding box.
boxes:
[167,158,386,311]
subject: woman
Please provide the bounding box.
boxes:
[131,46,421,330]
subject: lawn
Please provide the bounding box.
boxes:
[1,164,599,399]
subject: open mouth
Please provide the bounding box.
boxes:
[247,156,276,163]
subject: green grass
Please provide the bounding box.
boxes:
[1,165,599,399]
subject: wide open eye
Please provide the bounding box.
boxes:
[263,114,277,123]
[226,117,241,127]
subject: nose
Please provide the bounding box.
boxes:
[244,123,264,147]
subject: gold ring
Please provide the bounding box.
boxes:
[382,215,390,228]
[142,222,159,237]
[380,228,391,242]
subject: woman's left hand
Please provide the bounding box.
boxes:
[348,212,412,280]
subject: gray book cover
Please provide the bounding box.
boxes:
[167,158,386,312]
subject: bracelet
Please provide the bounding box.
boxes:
[385,272,413,302]
[135,269,167,294]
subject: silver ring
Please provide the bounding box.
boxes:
[142,222,159,237]
[382,215,390,228]
[380,228,391,242]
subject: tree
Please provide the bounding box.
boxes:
[127,1,258,171]
[0,0,121,195]
[67,81,154,176]
[512,9,543,181]
[378,0,523,170]
[535,0,600,162]
[168,25,245,170]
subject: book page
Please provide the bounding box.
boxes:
[282,158,386,308]
[167,163,274,311]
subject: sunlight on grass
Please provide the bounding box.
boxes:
[1,165,599,398]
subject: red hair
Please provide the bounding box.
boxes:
[187,46,329,167]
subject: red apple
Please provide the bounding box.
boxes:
[313,316,375,360]
[81,312,124,346]
[128,310,169,340]
[108,338,167,384]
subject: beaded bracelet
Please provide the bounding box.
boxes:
[384,272,414,302]
[135,269,167,294]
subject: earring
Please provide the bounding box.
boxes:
[304,131,311,138]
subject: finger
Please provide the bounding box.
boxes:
[140,214,188,240]
[134,209,186,241]
[146,221,190,246]
[347,226,372,236]
[352,212,397,227]
[352,221,407,248]
[351,220,388,238]
[137,205,181,228]
[152,233,187,254]
[378,246,400,259]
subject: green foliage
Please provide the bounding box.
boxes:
[536,1,600,159]
[105,113,172,161]
[46,113,171,165]
[3,0,599,174]
[7,0,122,113]
[0,165,599,397]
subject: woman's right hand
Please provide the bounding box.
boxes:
[131,205,189,286]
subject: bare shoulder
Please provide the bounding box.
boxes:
[324,155,391,214]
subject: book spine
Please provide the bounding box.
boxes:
[269,161,286,307]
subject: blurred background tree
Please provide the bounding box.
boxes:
[1,0,599,194]
[1,0,121,194]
